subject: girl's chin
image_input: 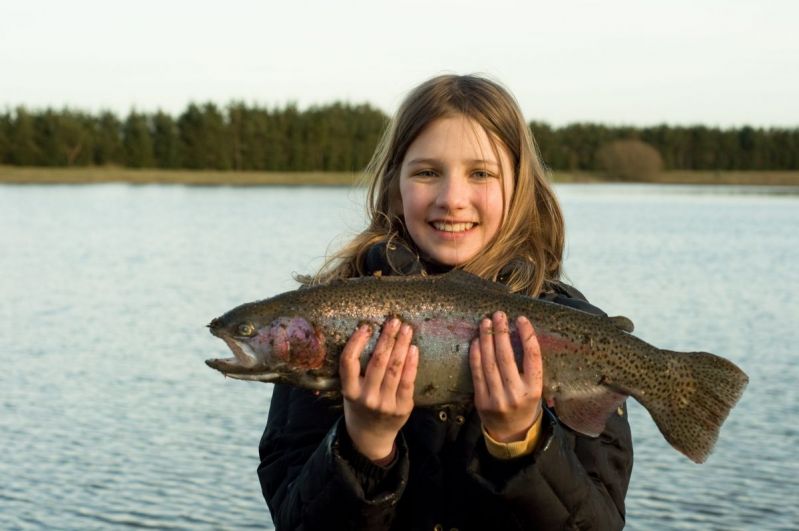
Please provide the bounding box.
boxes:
[425,247,480,267]
[410,227,486,266]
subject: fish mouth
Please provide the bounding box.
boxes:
[204,356,282,383]
[206,333,261,373]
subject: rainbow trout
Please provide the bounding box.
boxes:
[206,270,748,463]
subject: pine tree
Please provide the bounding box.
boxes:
[0,111,10,164]
[177,103,231,170]
[8,107,41,165]
[152,111,181,168]
[93,111,124,165]
[123,111,155,168]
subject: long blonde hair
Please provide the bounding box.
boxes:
[307,74,565,296]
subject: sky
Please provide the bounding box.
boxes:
[1,0,797,128]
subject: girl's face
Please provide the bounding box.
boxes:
[398,115,515,266]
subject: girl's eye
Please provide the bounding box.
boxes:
[472,170,494,180]
[415,169,437,177]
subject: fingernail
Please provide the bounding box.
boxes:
[518,316,529,325]
[400,323,412,335]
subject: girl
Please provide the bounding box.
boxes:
[258,74,633,530]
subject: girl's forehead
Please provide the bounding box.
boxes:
[405,115,509,164]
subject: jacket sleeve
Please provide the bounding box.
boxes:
[467,405,633,530]
[465,282,634,530]
[258,384,410,530]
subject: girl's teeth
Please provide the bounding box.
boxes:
[433,222,475,232]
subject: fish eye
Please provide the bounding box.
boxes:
[237,322,256,337]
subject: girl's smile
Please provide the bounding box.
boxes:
[399,114,514,266]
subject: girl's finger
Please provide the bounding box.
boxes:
[478,317,503,397]
[518,316,543,391]
[396,345,419,408]
[362,318,400,396]
[491,311,523,390]
[340,324,370,399]
[469,337,488,406]
[380,322,413,396]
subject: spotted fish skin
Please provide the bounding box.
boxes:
[206,270,748,463]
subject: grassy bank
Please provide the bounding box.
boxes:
[0,166,360,186]
[549,170,799,186]
[2,166,799,187]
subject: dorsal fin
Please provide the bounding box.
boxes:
[439,269,510,293]
[608,315,635,333]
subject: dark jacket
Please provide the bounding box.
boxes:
[258,243,634,530]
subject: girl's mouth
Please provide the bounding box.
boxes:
[430,221,476,233]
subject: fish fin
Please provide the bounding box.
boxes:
[553,387,628,437]
[637,350,748,463]
[608,315,635,333]
[440,269,510,293]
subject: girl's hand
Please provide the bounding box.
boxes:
[469,311,543,443]
[340,318,419,462]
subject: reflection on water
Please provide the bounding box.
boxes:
[1,183,797,530]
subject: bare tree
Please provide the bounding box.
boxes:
[595,139,664,181]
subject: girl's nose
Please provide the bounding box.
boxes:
[435,174,469,210]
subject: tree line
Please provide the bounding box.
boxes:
[0,103,796,171]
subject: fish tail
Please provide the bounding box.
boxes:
[638,349,748,463]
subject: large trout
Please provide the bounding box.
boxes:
[206,270,748,463]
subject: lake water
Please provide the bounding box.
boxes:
[1,183,797,530]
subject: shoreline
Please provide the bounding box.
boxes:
[2,166,799,187]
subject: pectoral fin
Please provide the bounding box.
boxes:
[552,386,628,437]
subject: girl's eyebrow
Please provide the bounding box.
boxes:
[406,157,500,168]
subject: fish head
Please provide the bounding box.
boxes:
[205,300,331,389]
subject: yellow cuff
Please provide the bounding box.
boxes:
[483,413,543,460]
